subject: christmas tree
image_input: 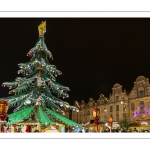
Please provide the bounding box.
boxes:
[0,21,80,128]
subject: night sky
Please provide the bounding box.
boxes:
[0,18,150,106]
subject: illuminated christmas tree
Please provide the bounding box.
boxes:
[0,21,80,127]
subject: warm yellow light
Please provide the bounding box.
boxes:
[26,100,31,104]
[104,109,107,112]
[24,102,27,105]
[38,21,46,36]
[66,104,70,108]
[93,111,96,117]
[121,101,124,104]
[97,110,100,116]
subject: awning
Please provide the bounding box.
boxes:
[18,120,39,125]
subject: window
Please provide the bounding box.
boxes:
[139,90,144,97]
[140,101,144,106]
[148,90,150,96]
[116,96,119,102]
[116,114,119,121]
[90,103,93,108]
[104,99,107,104]
[116,105,119,111]
[78,118,79,123]
[110,106,113,112]
[131,103,135,110]
[123,113,127,119]
[104,114,107,122]
[123,105,126,111]
[87,110,90,115]
[132,112,134,116]
[133,92,136,98]
[104,107,107,112]
[97,101,100,106]
[73,113,75,118]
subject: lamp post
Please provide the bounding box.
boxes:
[120,100,129,129]
[93,107,100,132]
[108,115,113,132]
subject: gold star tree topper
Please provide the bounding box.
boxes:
[38,21,46,36]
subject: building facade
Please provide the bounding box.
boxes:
[72,76,150,126]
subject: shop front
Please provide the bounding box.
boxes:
[10,120,40,133]
[87,121,105,132]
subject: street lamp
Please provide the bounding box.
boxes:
[93,107,100,132]
[108,115,113,132]
[120,100,129,129]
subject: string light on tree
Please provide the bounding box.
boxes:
[0,21,80,128]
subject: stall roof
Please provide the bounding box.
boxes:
[18,120,39,125]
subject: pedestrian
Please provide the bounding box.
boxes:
[121,128,127,132]
[133,128,138,132]
[115,129,119,132]
[34,130,39,132]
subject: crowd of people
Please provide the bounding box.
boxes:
[100,127,150,133]
[2,124,150,133]
[78,126,150,133]
[3,125,40,133]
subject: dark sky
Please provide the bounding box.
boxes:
[0,18,150,106]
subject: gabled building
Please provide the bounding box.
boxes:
[71,76,150,126]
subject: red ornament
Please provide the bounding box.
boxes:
[25,125,31,133]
